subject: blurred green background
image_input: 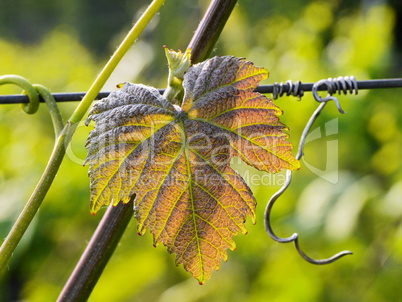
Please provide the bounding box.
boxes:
[1,0,402,301]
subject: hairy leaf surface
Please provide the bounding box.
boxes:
[85,56,300,283]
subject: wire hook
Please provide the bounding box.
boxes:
[312,76,358,114]
[264,77,357,264]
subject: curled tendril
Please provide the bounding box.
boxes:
[32,84,64,137]
[0,75,40,114]
[265,87,355,265]
[0,75,63,137]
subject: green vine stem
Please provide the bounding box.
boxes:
[68,0,165,126]
[0,0,166,274]
[0,129,67,273]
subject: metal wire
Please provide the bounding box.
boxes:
[0,78,401,104]
[272,80,304,100]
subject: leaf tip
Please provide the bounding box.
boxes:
[263,67,269,79]
[288,157,301,171]
[84,118,91,127]
[137,227,146,236]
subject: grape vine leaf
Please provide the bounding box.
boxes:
[85,55,300,284]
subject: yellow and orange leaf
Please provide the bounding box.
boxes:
[85,56,300,284]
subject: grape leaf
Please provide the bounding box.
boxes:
[85,55,300,284]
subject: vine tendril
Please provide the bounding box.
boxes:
[32,84,64,137]
[0,75,40,114]
[0,75,64,137]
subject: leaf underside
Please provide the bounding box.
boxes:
[85,56,300,284]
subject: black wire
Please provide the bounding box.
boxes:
[258,78,402,94]
[0,79,401,104]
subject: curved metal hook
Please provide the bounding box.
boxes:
[312,80,345,114]
[265,93,353,264]
[294,237,352,265]
[264,169,298,243]
[312,76,358,114]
